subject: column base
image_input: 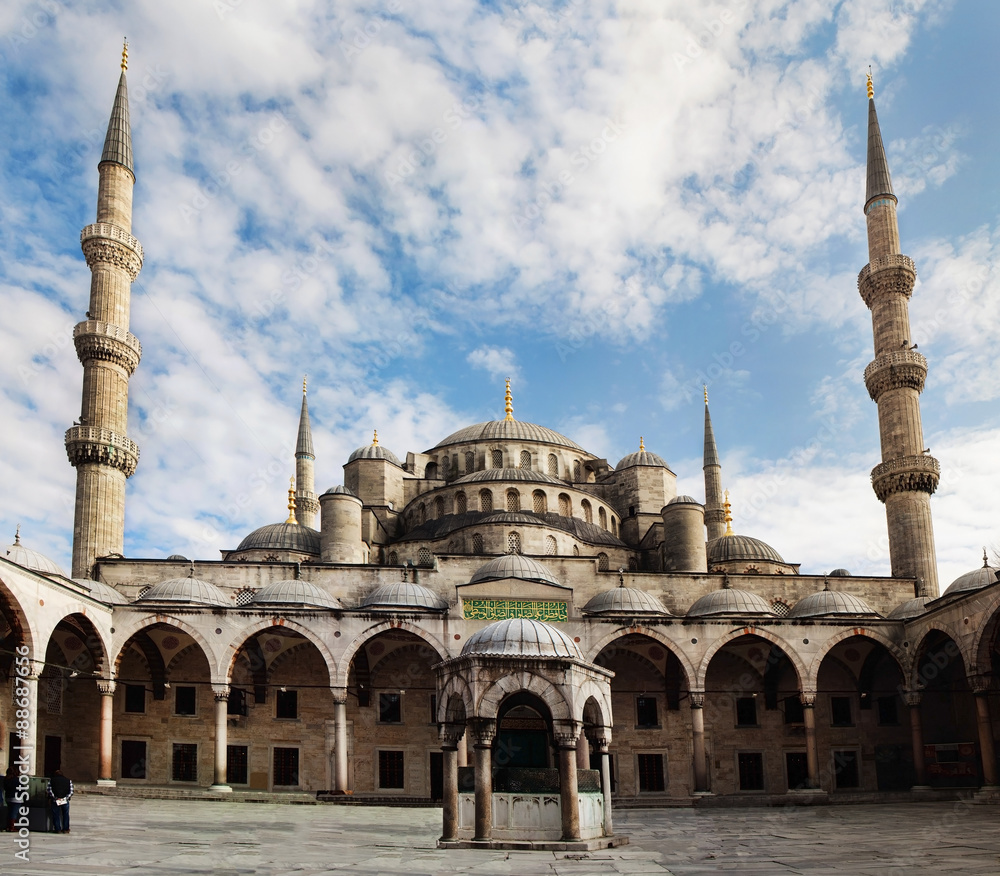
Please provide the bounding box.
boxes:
[96,779,117,788]
[439,836,628,851]
[693,790,715,796]
[208,784,233,793]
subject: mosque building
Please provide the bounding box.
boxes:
[1,50,998,844]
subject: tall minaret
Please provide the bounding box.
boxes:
[295,377,318,529]
[703,387,725,542]
[859,74,939,596]
[66,43,144,579]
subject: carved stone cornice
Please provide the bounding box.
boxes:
[858,254,916,308]
[864,350,927,401]
[81,223,143,281]
[65,425,140,477]
[97,679,116,696]
[871,455,940,502]
[74,320,142,374]
[212,685,230,702]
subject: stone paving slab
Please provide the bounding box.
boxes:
[1,798,998,875]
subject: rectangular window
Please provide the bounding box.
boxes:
[830,696,853,727]
[121,740,147,779]
[227,745,249,785]
[378,750,405,789]
[379,693,402,724]
[877,695,898,725]
[637,753,665,792]
[172,743,198,782]
[636,696,658,728]
[429,694,437,724]
[276,689,298,720]
[783,695,804,724]
[228,688,248,716]
[736,696,758,726]
[124,684,146,714]
[833,750,860,789]
[175,686,197,716]
[738,752,765,791]
[273,747,299,786]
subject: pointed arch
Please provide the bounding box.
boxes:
[0,572,38,659]
[41,611,111,677]
[111,614,220,683]
[436,674,474,724]
[806,628,909,691]
[335,621,449,688]
[586,626,697,690]
[478,670,571,722]
[697,628,807,691]
[970,589,1000,675]
[909,626,968,691]
[223,617,338,685]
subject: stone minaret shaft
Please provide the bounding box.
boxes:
[295,379,318,529]
[66,56,143,579]
[703,391,725,542]
[859,82,939,596]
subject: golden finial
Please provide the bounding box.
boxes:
[372,429,379,446]
[302,375,307,395]
[639,436,645,452]
[866,66,873,100]
[286,477,298,524]
[723,489,734,536]
[14,524,21,545]
[121,38,129,73]
[704,385,709,405]
[504,378,514,421]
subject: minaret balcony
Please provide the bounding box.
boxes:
[870,454,940,502]
[80,222,144,280]
[74,320,142,374]
[65,426,140,477]
[858,253,916,307]
[863,350,927,401]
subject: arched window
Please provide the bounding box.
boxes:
[599,507,607,530]
[581,499,593,524]
[597,552,609,571]
[572,545,580,557]
[545,535,557,556]
[558,493,571,516]
[465,451,475,472]
[547,454,558,476]
[491,448,504,468]
[519,450,531,469]
[418,503,426,524]
[506,489,520,512]
[434,496,445,518]
[425,462,438,479]
[418,548,433,567]
[611,517,618,537]
[628,557,638,572]
[480,489,493,512]
[507,532,521,555]
[455,491,467,514]
[441,456,450,477]
[472,533,484,555]
[235,587,257,606]
[388,551,398,565]
[532,490,546,515]
[573,460,581,482]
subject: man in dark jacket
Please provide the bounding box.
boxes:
[46,769,73,833]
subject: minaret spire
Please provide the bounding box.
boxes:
[703,387,725,541]
[504,378,514,421]
[294,376,318,529]
[66,50,144,578]
[859,75,939,596]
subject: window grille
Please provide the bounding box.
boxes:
[472,533,484,555]
[547,454,558,476]
[418,548,433,567]
[581,500,592,523]
[506,489,520,512]
[519,450,531,469]
[455,492,467,514]
[597,552,609,571]
[491,449,503,468]
[545,536,557,556]
[532,491,546,514]
[480,489,493,512]
[507,532,521,554]
[558,494,571,516]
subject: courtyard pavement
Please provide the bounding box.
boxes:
[2,797,998,875]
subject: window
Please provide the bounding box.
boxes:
[418,547,433,567]
[611,517,618,537]
[172,743,198,782]
[425,462,438,479]
[572,545,580,556]
[573,460,581,481]
[429,694,437,725]
[771,599,790,617]
[507,532,521,555]
[471,533,484,555]
[547,454,558,476]
[227,688,248,716]
[121,740,147,779]
[276,689,298,720]
[43,677,61,714]
[465,451,475,472]
[738,752,765,790]
[455,491,467,514]
[558,494,571,516]
[235,587,256,606]
[379,693,402,724]
[519,450,531,469]
[736,696,758,726]
[783,695,804,724]
[124,684,146,714]
[581,499,592,523]
[877,695,899,725]
[388,551,398,565]
[597,552,609,571]
[441,455,450,477]
[786,751,809,790]
[545,535,557,556]
[434,496,444,518]
[418,503,426,524]
[833,750,860,789]
[636,696,658,728]
[491,449,504,468]
[273,747,299,786]
[379,750,405,789]
[479,489,493,512]
[532,490,546,514]
[599,507,608,530]
[227,745,248,785]
[628,557,638,571]
[175,686,197,716]
[637,753,665,792]
[506,489,520,512]
[831,696,853,727]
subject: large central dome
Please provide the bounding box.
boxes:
[433,420,584,452]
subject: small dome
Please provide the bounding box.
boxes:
[789,589,881,619]
[615,449,671,471]
[360,582,448,611]
[584,587,670,615]
[888,596,933,620]
[454,469,564,486]
[469,555,561,587]
[73,578,129,605]
[944,562,999,596]
[138,576,230,607]
[348,443,401,465]
[708,534,785,565]
[434,420,584,452]
[461,618,581,659]
[687,587,773,617]
[167,554,190,562]
[4,532,64,576]
[666,495,700,506]
[322,485,356,496]
[253,579,342,609]
[829,568,852,577]
[236,522,320,554]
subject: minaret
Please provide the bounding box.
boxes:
[703,387,725,541]
[295,376,318,529]
[66,43,144,579]
[859,74,939,596]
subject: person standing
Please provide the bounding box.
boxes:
[3,768,18,832]
[46,769,73,834]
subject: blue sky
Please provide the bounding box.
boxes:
[1,0,997,590]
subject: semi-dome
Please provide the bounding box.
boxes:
[138,576,230,607]
[454,468,564,486]
[322,485,356,496]
[469,555,561,587]
[360,582,448,611]
[252,579,342,609]
[708,534,785,565]
[788,589,881,619]
[584,586,670,616]
[4,531,64,576]
[236,522,320,554]
[615,448,671,471]
[944,557,999,596]
[74,578,129,605]
[347,442,401,466]
[888,596,933,620]
[687,586,773,617]
[461,618,581,659]
[434,420,584,452]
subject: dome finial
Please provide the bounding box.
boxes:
[704,385,709,405]
[302,374,307,395]
[984,547,990,568]
[121,38,129,72]
[639,436,645,452]
[504,378,514,421]
[723,490,734,536]
[286,477,298,524]
[866,66,873,100]
[14,524,21,545]
[372,429,379,446]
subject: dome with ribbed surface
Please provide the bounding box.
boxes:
[708,534,784,565]
[789,589,881,619]
[4,533,64,576]
[454,468,565,486]
[138,577,230,607]
[615,449,671,471]
[461,618,581,658]
[666,495,700,506]
[888,596,933,620]
[434,420,584,452]
[829,568,852,577]
[584,587,670,615]
[74,578,129,605]
[347,443,401,465]
[687,587,773,617]
[322,485,356,496]
[469,555,561,587]
[236,522,320,554]
[944,563,999,596]
[360,582,448,611]
[478,511,546,527]
[252,579,342,609]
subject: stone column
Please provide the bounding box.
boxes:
[439,725,462,843]
[471,719,495,843]
[801,691,820,790]
[210,686,232,792]
[332,688,350,793]
[595,731,613,837]
[555,724,581,842]
[905,690,929,788]
[690,692,709,793]
[576,731,589,769]
[15,666,40,775]
[457,730,468,768]
[971,678,999,789]
[97,679,116,786]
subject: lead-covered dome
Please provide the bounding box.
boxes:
[788,589,881,619]
[434,420,584,452]
[74,578,129,605]
[461,618,581,658]
[454,469,564,486]
[4,531,64,576]
[138,576,230,607]
[236,522,320,554]
[322,485,356,496]
[469,555,561,587]
[687,586,773,617]
[252,579,342,609]
[944,558,999,596]
[360,582,448,611]
[708,534,784,565]
[348,442,401,466]
[615,448,671,471]
[584,586,670,616]
[888,596,933,620]
[666,495,700,506]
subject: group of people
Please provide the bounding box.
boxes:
[3,767,73,833]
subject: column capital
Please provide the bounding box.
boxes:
[439,722,464,748]
[799,690,818,707]
[553,720,582,749]
[468,718,496,747]
[903,689,923,707]
[212,685,230,702]
[969,674,996,695]
[689,690,706,709]
[330,686,349,705]
[97,678,117,696]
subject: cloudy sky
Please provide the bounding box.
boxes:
[1,0,997,590]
